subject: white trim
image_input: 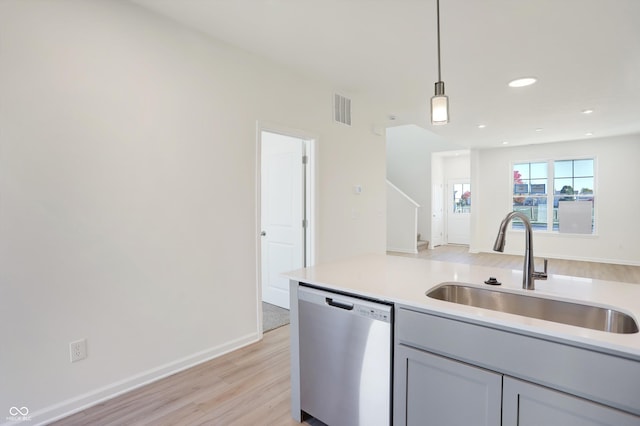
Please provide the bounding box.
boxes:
[387,248,419,254]
[255,124,264,338]
[23,332,260,426]
[256,121,319,145]
[509,157,597,234]
[386,180,420,207]
[305,137,317,268]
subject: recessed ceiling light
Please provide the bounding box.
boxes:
[582,109,594,114]
[535,128,543,132]
[477,124,486,129]
[508,77,537,88]
[502,141,509,145]
[585,132,594,136]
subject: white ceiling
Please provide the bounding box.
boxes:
[132,0,640,149]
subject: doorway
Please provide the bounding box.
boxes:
[446,179,471,245]
[432,151,471,246]
[258,127,314,310]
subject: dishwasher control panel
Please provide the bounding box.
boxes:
[298,284,392,324]
[356,306,391,322]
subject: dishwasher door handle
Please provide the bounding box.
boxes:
[325,297,354,310]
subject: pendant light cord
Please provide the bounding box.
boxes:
[436,0,442,82]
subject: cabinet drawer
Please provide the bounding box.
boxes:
[396,307,640,416]
[394,345,502,426]
[503,377,640,426]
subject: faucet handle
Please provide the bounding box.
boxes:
[533,259,548,280]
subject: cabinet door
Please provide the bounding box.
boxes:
[503,377,640,426]
[394,345,502,426]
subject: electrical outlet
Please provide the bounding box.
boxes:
[69,339,87,363]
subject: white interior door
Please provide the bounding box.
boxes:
[261,131,305,309]
[446,180,471,245]
[431,183,444,247]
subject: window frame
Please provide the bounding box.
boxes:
[452,182,471,215]
[509,156,597,236]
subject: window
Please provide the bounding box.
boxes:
[513,162,548,230]
[553,160,594,231]
[452,183,471,214]
[512,159,595,233]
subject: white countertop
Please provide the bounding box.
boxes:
[284,254,640,359]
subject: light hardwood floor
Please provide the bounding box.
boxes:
[52,325,307,426]
[52,245,640,425]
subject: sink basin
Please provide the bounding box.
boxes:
[427,283,639,334]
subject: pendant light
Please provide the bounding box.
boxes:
[431,0,449,125]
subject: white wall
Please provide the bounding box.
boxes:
[386,181,419,253]
[386,125,451,243]
[473,135,640,265]
[0,0,386,422]
[443,155,471,182]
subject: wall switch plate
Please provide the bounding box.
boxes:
[70,339,87,363]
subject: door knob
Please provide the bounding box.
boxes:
[260,231,266,236]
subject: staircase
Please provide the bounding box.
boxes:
[417,234,429,251]
[386,180,420,253]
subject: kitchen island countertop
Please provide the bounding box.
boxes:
[284,254,640,359]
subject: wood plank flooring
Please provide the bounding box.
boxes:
[51,325,307,426]
[51,245,640,425]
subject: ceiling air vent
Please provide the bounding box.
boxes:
[333,93,352,126]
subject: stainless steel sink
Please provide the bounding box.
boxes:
[427,283,639,334]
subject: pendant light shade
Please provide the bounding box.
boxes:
[431,81,449,125]
[431,0,449,125]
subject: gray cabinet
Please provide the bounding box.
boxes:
[395,345,501,426]
[394,307,640,426]
[503,377,640,426]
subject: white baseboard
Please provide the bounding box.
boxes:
[386,247,418,254]
[23,331,260,426]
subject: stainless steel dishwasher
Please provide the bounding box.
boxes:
[298,285,392,426]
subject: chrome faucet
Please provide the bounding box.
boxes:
[493,211,548,290]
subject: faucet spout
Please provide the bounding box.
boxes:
[492,217,510,252]
[493,211,543,290]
